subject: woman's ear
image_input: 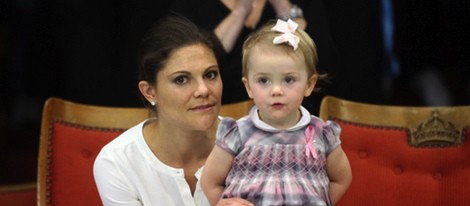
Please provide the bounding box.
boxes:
[304,74,318,97]
[242,77,254,99]
[138,81,156,104]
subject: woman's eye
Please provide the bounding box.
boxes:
[205,70,219,80]
[174,76,189,85]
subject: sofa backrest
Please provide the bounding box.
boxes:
[37,97,253,206]
[319,96,470,206]
[37,97,149,206]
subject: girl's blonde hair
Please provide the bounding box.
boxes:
[242,20,326,81]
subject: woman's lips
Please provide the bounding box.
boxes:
[190,104,215,112]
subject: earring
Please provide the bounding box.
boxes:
[150,101,155,106]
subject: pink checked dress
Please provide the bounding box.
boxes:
[215,106,341,206]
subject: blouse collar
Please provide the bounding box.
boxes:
[250,105,311,132]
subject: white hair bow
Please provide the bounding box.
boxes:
[271,19,300,50]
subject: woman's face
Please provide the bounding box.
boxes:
[153,44,222,131]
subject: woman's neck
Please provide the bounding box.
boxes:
[143,119,218,168]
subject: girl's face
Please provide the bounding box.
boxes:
[153,44,222,131]
[242,45,316,129]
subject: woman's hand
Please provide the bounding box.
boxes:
[229,0,254,19]
[217,0,257,52]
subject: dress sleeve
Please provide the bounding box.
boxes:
[215,117,243,156]
[321,120,342,155]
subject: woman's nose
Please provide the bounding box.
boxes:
[194,80,209,98]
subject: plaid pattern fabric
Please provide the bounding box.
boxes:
[216,106,341,206]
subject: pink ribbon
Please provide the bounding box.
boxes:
[305,125,318,159]
[271,19,300,50]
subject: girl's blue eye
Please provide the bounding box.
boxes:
[257,77,269,84]
[285,76,296,84]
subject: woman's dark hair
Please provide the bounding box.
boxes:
[137,15,224,109]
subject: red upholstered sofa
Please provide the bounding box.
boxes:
[36,97,252,206]
[37,98,148,206]
[33,96,470,205]
[320,96,470,206]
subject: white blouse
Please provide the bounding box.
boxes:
[93,120,210,206]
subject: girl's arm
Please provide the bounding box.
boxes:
[201,145,236,206]
[325,146,352,205]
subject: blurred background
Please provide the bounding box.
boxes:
[1,0,469,185]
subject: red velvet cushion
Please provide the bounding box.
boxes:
[335,119,470,206]
[46,122,124,206]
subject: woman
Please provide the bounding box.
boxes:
[93,15,252,206]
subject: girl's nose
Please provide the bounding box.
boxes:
[270,84,283,97]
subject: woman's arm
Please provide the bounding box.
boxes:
[326,146,352,205]
[268,0,291,16]
[214,0,253,52]
[268,0,306,29]
[201,145,236,205]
